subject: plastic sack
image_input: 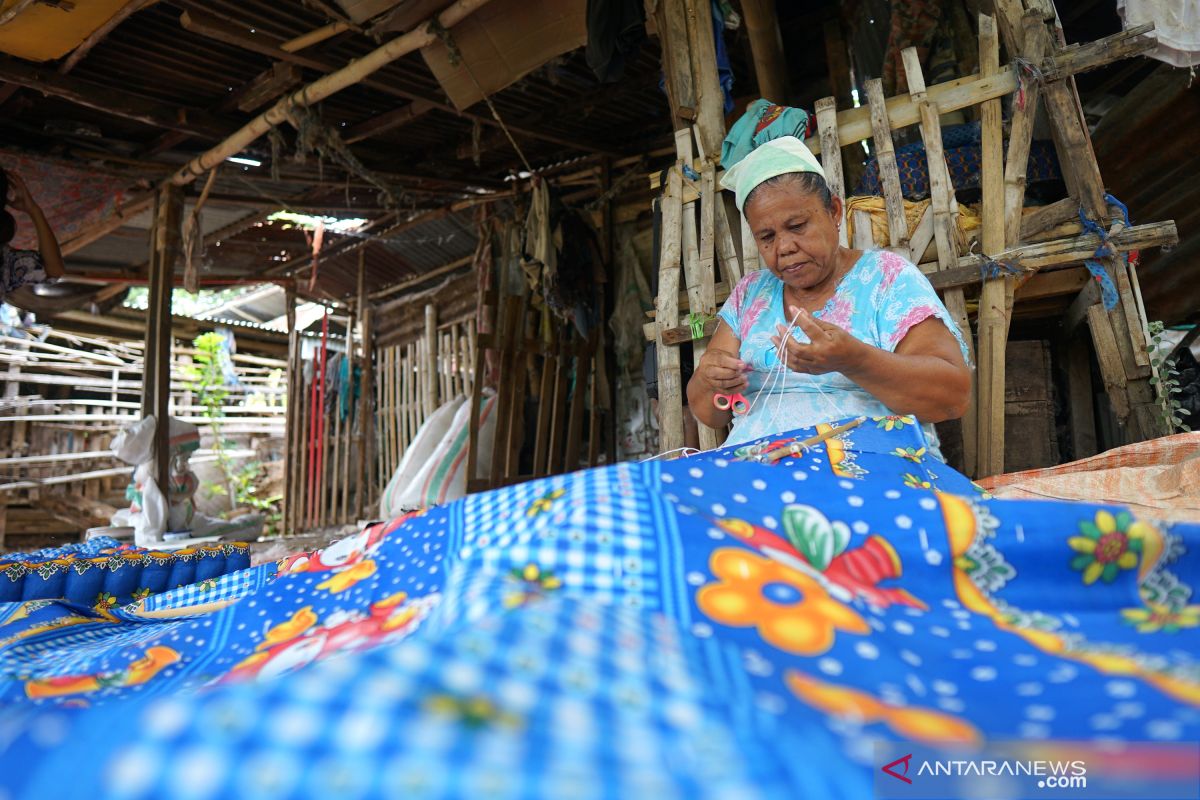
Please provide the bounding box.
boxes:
[410,394,498,509]
[379,397,466,517]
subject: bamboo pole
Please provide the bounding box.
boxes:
[168,0,498,187]
[975,14,1008,478]
[424,305,438,417]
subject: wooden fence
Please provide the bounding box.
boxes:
[0,325,286,551]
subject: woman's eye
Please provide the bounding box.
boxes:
[790,223,805,232]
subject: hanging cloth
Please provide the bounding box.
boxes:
[585,0,646,82]
[720,99,813,170]
[1118,0,1200,67]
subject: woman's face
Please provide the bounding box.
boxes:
[745,180,843,292]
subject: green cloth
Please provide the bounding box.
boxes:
[719,135,824,213]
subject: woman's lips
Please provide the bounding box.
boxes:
[781,262,808,274]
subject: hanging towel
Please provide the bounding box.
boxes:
[1118,0,1200,67]
[720,100,813,170]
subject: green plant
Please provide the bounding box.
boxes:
[184,333,281,532]
[1147,321,1191,434]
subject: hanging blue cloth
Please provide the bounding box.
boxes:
[721,99,812,169]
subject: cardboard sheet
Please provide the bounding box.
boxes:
[420,0,586,111]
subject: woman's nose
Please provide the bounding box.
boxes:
[777,232,801,255]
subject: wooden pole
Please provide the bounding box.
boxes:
[168,0,498,187]
[340,311,353,523]
[141,185,182,534]
[284,288,299,534]
[865,78,910,260]
[901,47,978,476]
[656,166,686,454]
[739,0,791,103]
[975,14,1007,478]
[815,97,848,248]
[356,251,371,519]
[424,304,438,417]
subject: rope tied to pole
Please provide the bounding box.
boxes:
[1012,57,1044,111]
[427,17,535,175]
[1079,193,1132,311]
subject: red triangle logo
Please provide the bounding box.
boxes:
[882,754,914,784]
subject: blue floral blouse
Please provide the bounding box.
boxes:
[715,249,971,450]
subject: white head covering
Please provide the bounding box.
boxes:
[719,135,825,213]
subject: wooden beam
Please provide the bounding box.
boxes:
[59,0,157,74]
[177,3,606,163]
[924,221,1178,293]
[370,255,474,304]
[345,100,435,144]
[0,56,239,140]
[169,0,499,188]
[0,0,38,27]
[236,62,303,113]
[280,20,352,52]
[741,0,790,103]
[650,22,1165,192]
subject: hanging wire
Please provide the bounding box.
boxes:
[427,18,535,175]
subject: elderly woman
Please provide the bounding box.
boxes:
[687,136,971,453]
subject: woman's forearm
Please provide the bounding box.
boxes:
[28,207,65,278]
[842,345,971,423]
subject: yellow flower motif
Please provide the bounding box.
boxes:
[874,415,914,431]
[696,548,869,656]
[1068,510,1147,585]
[892,447,926,463]
[902,472,932,490]
[503,563,563,608]
[526,488,565,518]
[1121,604,1200,634]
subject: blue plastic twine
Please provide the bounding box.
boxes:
[1078,194,1130,311]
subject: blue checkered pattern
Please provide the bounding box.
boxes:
[0,418,1198,800]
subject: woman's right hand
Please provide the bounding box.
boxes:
[698,347,749,394]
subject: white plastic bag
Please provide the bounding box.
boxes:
[379,396,465,517]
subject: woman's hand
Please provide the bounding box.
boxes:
[770,307,866,375]
[697,346,749,394]
[5,172,37,215]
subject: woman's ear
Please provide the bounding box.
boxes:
[828,193,844,224]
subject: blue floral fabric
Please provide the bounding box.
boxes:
[716,252,971,449]
[0,539,251,608]
[0,418,1197,800]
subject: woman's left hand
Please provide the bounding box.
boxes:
[770,307,866,375]
[6,172,36,215]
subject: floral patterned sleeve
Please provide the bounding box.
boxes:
[1,248,48,293]
[875,255,971,366]
[717,270,766,342]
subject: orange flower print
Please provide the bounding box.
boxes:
[696,548,869,655]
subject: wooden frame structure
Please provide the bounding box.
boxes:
[646,0,1178,477]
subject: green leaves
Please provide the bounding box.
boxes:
[782,504,851,571]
